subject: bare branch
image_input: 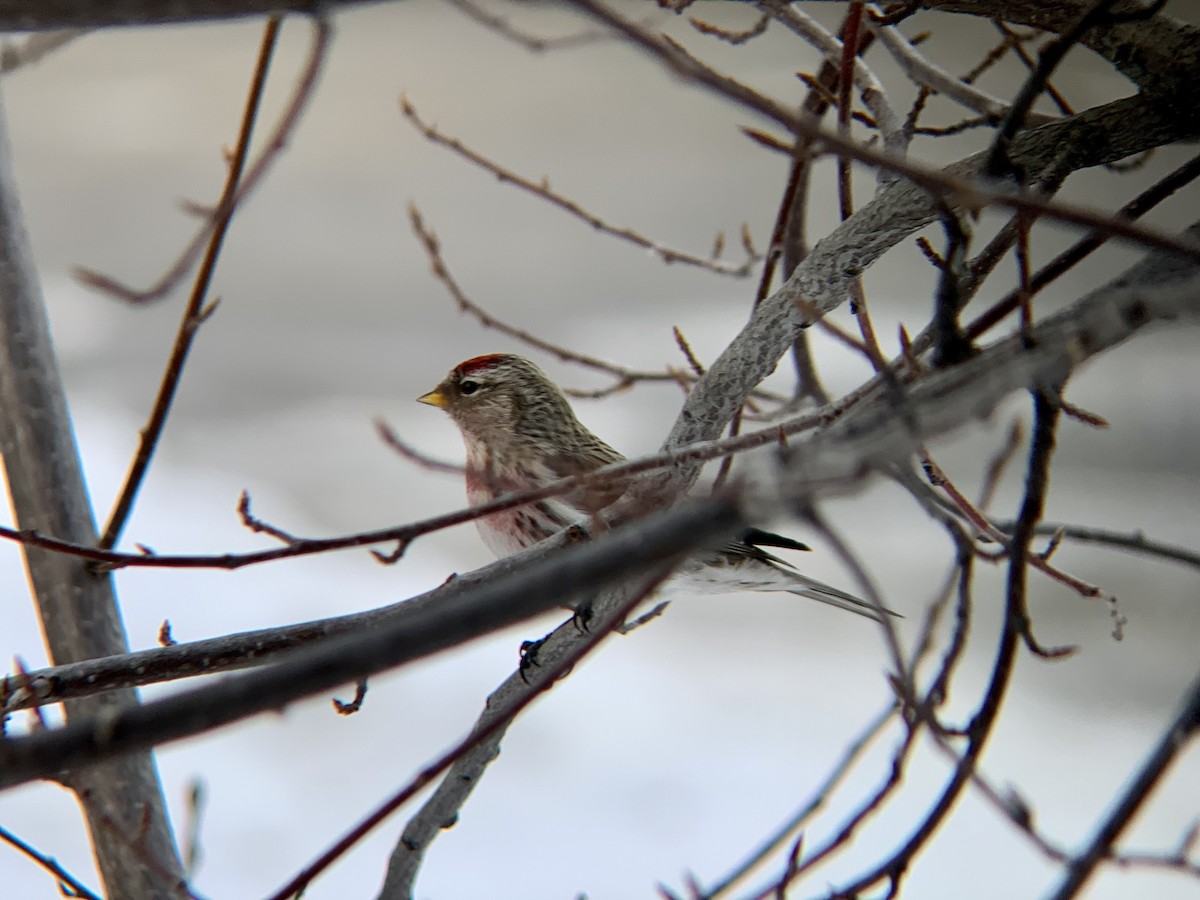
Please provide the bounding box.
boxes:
[366,567,675,900]
[996,522,1200,571]
[984,0,1126,181]
[755,0,908,160]
[700,704,898,898]
[76,16,331,305]
[95,18,280,551]
[0,823,102,900]
[922,0,1196,94]
[0,79,185,896]
[442,0,627,52]
[0,499,742,791]
[866,13,1055,126]
[567,0,1200,266]
[402,96,755,277]
[813,384,1061,899]
[0,0,376,31]
[1048,665,1200,899]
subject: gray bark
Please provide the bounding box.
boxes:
[0,91,186,896]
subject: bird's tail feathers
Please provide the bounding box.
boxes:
[779,573,898,622]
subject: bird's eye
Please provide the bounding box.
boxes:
[459,379,481,396]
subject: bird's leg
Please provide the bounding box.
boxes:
[571,600,595,634]
[518,638,545,684]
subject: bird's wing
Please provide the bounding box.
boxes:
[720,538,795,569]
[741,527,812,554]
[544,441,628,511]
[720,529,812,569]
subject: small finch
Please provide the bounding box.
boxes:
[419,353,889,621]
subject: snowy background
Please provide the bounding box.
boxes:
[1,3,1199,898]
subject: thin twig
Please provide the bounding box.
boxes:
[0,823,102,900]
[442,0,629,52]
[0,409,833,574]
[267,566,676,900]
[690,11,770,45]
[868,16,1056,126]
[993,521,1200,571]
[565,0,1200,264]
[920,450,1105,646]
[407,202,719,398]
[701,704,898,898]
[77,16,331,305]
[95,16,280,549]
[401,95,755,277]
[755,0,907,157]
[993,20,1075,117]
[375,419,465,475]
[964,152,1200,343]
[821,386,1062,898]
[984,0,1122,180]
[834,4,888,370]
[1047,665,1200,900]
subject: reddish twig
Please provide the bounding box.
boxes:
[0,408,833,572]
[401,95,755,277]
[963,152,1200,343]
[690,11,770,45]
[442,0,629,52]
[565,0,1200,264]
[236,490,298,545]
[94,17,323,551]
[407,202,704,398]
[993,21,1075,117]
[920,449,1113,648]
[77,16,330,305]
[672,326,707,378]
[835,4,888,370]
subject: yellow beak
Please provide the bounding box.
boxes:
[417,388,449,409]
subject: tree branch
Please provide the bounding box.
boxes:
[0,499,743,792]
[0,92,185,895]
[1047,664,1200,900]
[0,0,379,30]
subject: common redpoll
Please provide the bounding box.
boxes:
[419,353,888,621]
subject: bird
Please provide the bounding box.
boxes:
[418,353,890,621]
